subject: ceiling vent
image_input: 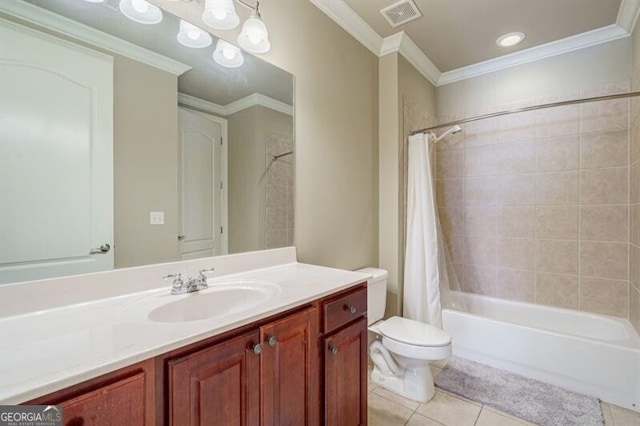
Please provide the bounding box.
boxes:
[380,0,422,28]
[99,0,121,12]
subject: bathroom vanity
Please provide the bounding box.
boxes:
[0,248,369,425]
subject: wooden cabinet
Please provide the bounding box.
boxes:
[322,286,368,426]
[167,330,261,426]
[167,307,319,426]
[26,359,155,426]
[261,307,319,426]
[29,284,367,426]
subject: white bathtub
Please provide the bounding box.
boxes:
[442,292,640,412]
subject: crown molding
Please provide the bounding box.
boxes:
[617,0,640,33]
[438,24,629,85]
[309,0,383,55]
[179,92,294,117]
[178,93,226,115]
[225,93,294,116]
[0,0,191,76]
[312,0,637,87]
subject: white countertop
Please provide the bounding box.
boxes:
[0,256,370,404]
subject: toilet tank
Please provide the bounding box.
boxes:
[356,267,388,325]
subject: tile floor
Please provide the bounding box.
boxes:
[367,362,640,426]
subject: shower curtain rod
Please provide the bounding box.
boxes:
[410,91,640,136]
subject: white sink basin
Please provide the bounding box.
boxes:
[148,280,280,323]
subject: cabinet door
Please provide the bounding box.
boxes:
[261,307,320,426]
[168,330,261,426]
[324,317,367,426]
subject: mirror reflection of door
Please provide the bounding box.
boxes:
[178,107,228,260]
[0,21,114,284]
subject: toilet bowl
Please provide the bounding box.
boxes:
[358,267,451,403]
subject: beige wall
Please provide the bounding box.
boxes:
[155,0,379,271]
[114,57,179,268]
[378,53,436,317]
[227,106,293,254]
[630,23,640,332]
[435,38,634,318]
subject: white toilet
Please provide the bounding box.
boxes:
[359,267,452,403]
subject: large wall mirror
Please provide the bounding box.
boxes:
[0,0,294,284]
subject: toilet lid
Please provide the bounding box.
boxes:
[378,316,451,347]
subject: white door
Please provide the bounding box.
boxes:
[0,21,113,284]
[178,108,227,259]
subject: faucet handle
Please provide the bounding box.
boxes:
[196,267,215,289]
[164,273,185,294]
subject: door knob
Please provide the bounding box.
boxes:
[89,244,111,254]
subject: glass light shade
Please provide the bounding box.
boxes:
[496,32,525,47]
[119,0,163,25]
[237,16,270,53]
[213,40,244,68]
[202,0,240,30]
[177,20,213,48]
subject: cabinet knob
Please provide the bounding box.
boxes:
[328,345,339,355]
[252,343,263,355]
[267,336,278,347]
[344,304,357,314]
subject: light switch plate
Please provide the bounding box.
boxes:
[150,211,164,225]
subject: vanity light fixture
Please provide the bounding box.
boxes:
[203,0,271,54]
[119,0,163,25]
[177,20,213,48]
[496,32,525,47]
[213,39,244,68]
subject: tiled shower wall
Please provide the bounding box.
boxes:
[265,133,294,249]
[436,82,633,318]
[630,29,640,332]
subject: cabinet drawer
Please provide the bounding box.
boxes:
[323,286,367,334]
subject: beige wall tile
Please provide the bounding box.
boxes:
[497,238,535,270]
[631,244,640,287]
[580,277,629,318]
[496,268,535,302]
[536,136,579,171]
[497,205,535,238]
[464,205,498,236]
[580,167,628,205]
[465,117,498,147]
[498,110,537,143]
[443,234,465,265]
[580,241,629,280]
[465,144,500,176]
[536,273,579,309]
[631,162,640,204]
[463,264,497,296]
[465,142,534,176]
[535,205,579,239]
[437,148,464,178]
[536,171,579,205]
[536,105,580,139]
[464,236,497,266]
[447,262,465,290]
[437,178,464,206]
[496,173,535,205]
[439,206,464,237]
[465,176,497,205]
[631,115,639,164]
[580,130,629,169]
[536,239,579,275]
[580,205,629,242]
[580,98,629,134]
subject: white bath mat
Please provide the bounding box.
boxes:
[435,357,604,426]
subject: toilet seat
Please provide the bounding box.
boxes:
[376,316,452,360]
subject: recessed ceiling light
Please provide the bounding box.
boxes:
[496,32,525,47]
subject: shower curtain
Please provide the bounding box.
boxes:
[403,133,448,328]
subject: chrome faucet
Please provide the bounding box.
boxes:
[164,267,215,295]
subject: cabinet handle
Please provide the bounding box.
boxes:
[328,345,339,355]
[252,343,263,355]
[266,336,278,347]
[344,304,357,314]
